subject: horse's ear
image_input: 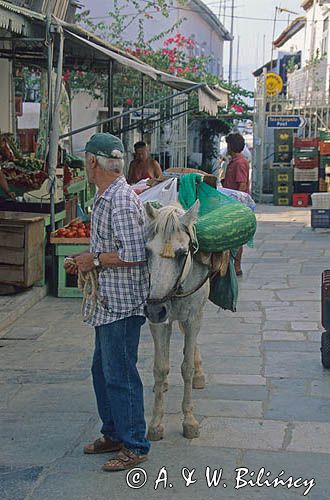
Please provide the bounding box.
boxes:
[144,202,159,220]
[181,200,200,228]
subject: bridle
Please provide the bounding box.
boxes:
[146,235,212,305]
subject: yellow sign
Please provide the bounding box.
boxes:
[266,72,283,97]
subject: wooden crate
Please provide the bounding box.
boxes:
[0,212,45,287]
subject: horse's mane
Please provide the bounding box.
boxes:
[150,203,186,241]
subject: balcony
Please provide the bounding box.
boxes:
[287,58,329,104]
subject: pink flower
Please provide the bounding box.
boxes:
[63,69,70,82]
[127,98,133,106]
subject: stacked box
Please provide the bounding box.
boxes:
[272,167,293,206]
[311,191,330,229]
[274,130,293,163]
[319,139,330,192]
[311,209,330,228]
[293,137,320,202]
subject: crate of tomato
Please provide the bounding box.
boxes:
[50,218,90,244]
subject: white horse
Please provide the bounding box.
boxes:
[144,201,211,440]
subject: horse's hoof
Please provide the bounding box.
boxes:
[183,423,200,439]
[193,375,205,389]
[147,425,164,441]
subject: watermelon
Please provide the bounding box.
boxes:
[196,203,257,253]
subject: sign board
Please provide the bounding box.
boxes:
[266,72,284,97]
[267,116,306,129]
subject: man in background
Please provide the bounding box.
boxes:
[223,132,250,277]
[127,141,162,184]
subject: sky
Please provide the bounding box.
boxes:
[204,0,303,90]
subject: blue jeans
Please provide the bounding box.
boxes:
[92,316,150,456]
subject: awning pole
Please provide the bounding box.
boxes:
[48,23,64,231]
[107,60,114,133]
[141,75,145,140]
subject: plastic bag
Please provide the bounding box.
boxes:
[218,187,256,212]
[208,255,238,312]
[139,178,178,205]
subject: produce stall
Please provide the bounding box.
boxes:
[50,219,90,297]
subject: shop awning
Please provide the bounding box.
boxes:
[0,0,44,35]
[65,30,229,115]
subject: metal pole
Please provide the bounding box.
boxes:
[228,0,234,82]
[141,74,145,140]
[47,15,53,148]
[262,34,266,66]
[218,0,223,20]
[48,25,64,231]
[270,6,278,71]
[259,67,267,202]
[235,35,240,82]
[107,60,113,133]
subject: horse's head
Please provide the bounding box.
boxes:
[144,200,199,324]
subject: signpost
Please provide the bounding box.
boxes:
[267,116,306,129]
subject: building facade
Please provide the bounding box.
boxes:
[285,0,330,103]
[82,0,232,78]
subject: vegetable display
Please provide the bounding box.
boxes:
[1,165,47,189]
[53,221,90,239]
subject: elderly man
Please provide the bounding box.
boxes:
[65,133,150,471]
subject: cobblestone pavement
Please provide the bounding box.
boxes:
[0,205,330,500]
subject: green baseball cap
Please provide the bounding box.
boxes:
[84,133,124,159]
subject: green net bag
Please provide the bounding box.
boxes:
[178,173,257,253]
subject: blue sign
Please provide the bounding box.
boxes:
[267,116,306,129]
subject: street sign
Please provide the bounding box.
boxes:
[267,116,307,129]
[266,72,283,97]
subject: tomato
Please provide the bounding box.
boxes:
[56,229,66,237]
[65,231,75,238]
[77,229,86,237]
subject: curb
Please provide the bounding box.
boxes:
[0,286,47,336]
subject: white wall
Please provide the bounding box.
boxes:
[279,27,307,61]
[71,92,104,152]
[303,2,330,64]
[0,60,13,133]
[82,0,226,77]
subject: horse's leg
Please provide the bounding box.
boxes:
[147,322,172,441]
[180,324,204,390]
[193,345,205,389]
[180,315,202,439]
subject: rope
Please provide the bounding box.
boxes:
[77,269,99,321]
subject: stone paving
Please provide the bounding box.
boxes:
[0,205,330,500]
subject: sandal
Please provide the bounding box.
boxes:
[83,436,123,454]
[102,447,148,472]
